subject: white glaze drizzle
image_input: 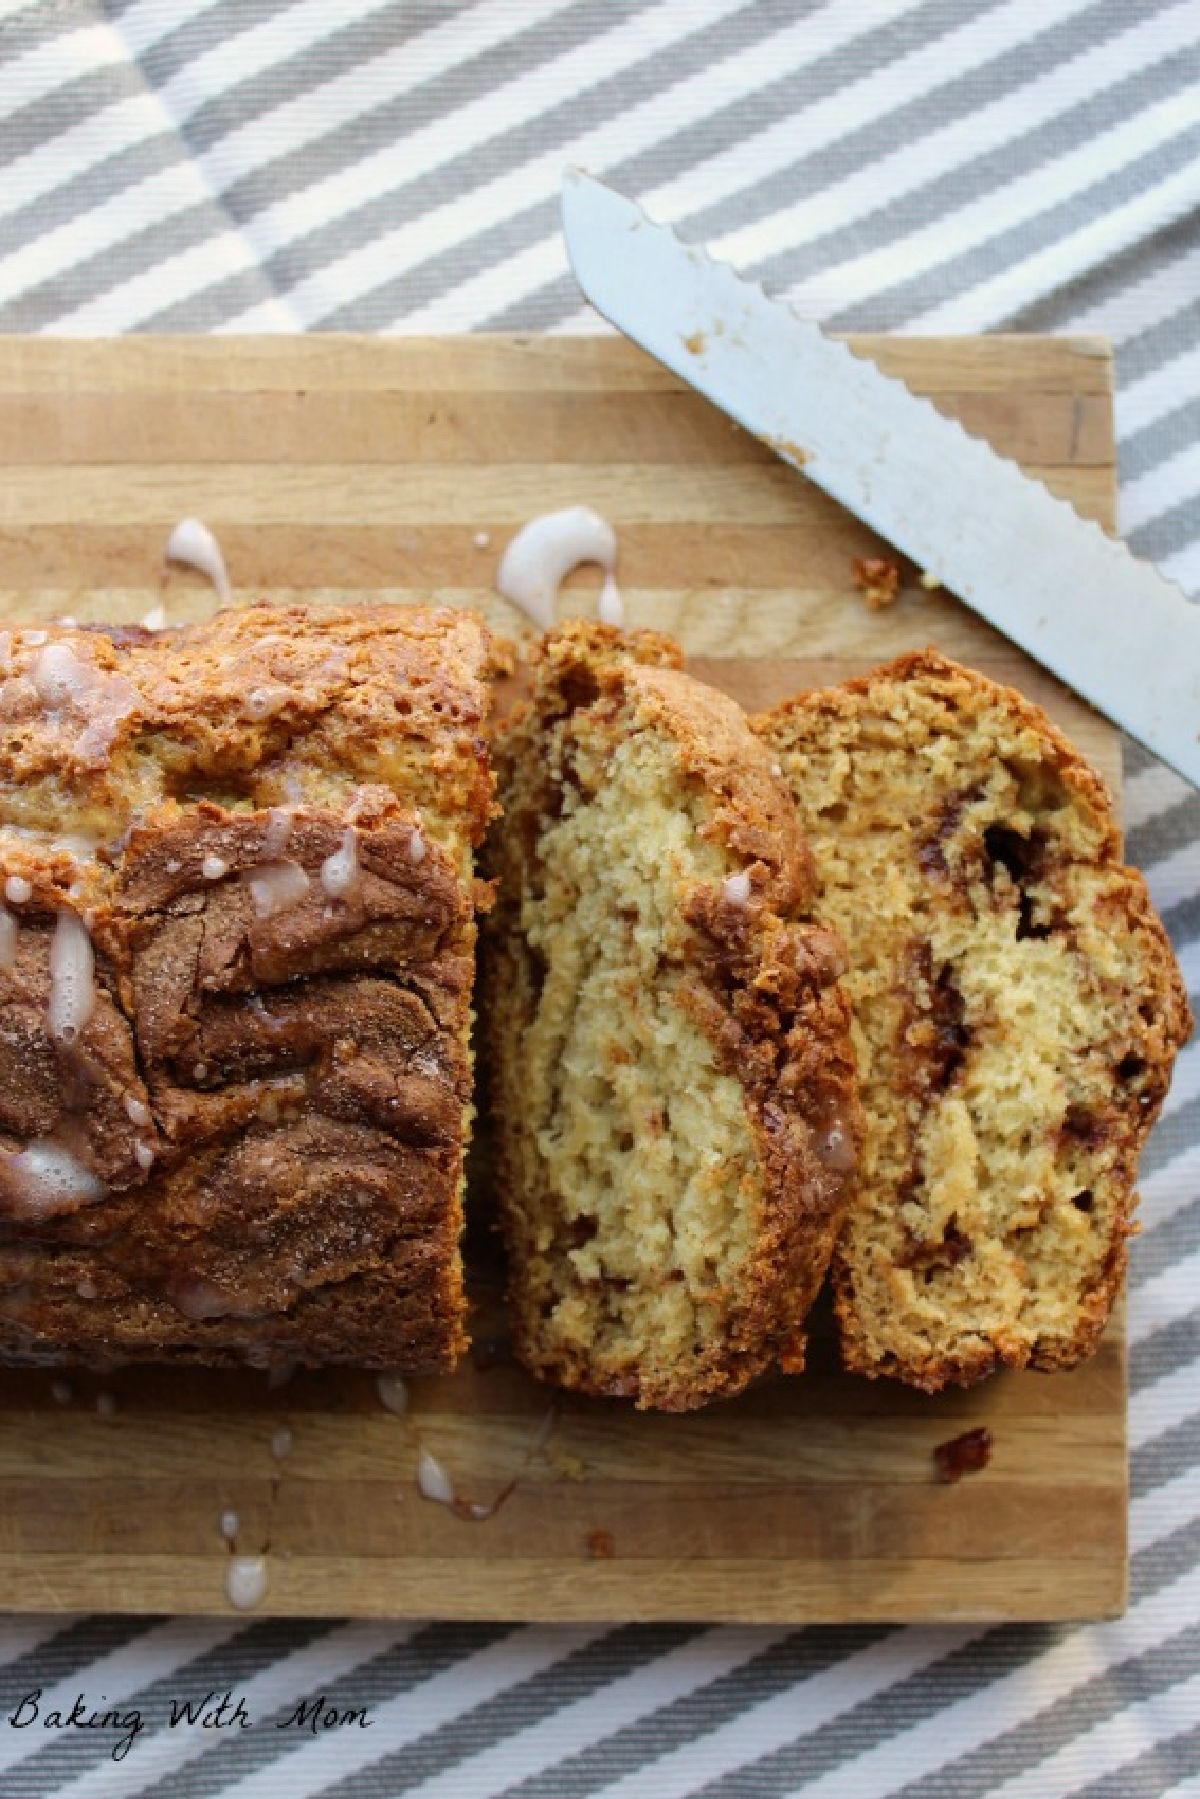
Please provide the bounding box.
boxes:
[495,506,620,630]
[55,835,100,860]
[409,1405,558,1525]
[32,643,95,709]
[248,994,283,1033]
[244,684,292,721]
[319,828,359,900]
[134,1142,155,1171]
[0,631,10,673]
[4,876,31,905]
[48,911,95,1044]
[226,1555,269,1611]
[165,518,231,602]
[27,642,137,765]
[375,1372,409,1416]
[0,906,16,972]
[816,1123,856,1173]
[597,572,624,626]
[140,605,167,632]
[219,1509,239,1541]
[409,827,426,866]
[76,1277,97,1300]
[270,1426,293,1461]
[202,854,228,881]
[473,530,491,549]
[263,807,294,858]
[2,636,135,769]
[417,1445,456,1507]
[722,872,751,905]
[246,861,310,918]
[170,1279,251,1320]
[124,1095,152,1128]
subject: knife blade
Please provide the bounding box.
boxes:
[561,168,1200,789]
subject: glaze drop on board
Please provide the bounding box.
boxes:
[165,518,231,602]
[226,1556,269,1611]
[376,1372,409,1416]
[496,507,622,629]
[417,1446,456,1507]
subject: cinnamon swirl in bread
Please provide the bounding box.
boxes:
[0,604,494,1373]
[756,652,1190,1389]
[484,624,859,1410]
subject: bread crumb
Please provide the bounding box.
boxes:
[933,1426,993,1483]
[851,557,901,610]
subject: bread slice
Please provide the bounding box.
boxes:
[483,624,860,1410]
[0,604,494,1373]
[755,651,1192,1390]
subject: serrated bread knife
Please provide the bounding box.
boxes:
[561,169,1200,789]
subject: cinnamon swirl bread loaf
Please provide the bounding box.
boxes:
[483,625,860,1410]
[756,652,1190,1390]
[0,604,494,1372]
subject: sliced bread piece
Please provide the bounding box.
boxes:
[756,651,1191,1390]
[483,624,860,1411]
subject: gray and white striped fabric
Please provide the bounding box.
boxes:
[1,1,1198,1793]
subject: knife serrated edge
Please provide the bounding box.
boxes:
[562,169,1200,789]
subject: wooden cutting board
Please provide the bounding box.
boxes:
[0,333,1125,1623]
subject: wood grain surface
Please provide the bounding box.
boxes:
[0,333,1125,1622]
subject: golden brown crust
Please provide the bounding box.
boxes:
[756,649,1191,1391]
[0,605,493,1372]
[628,662,818,916]
[671,891,859,1393]
[0,603,495,856]
[484,622,860,1410]
[769,648,1123,859]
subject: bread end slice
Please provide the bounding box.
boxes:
[756,650,1191,1390]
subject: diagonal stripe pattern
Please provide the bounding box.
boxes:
[0,1,1197,1795]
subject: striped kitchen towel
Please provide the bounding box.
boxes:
[0,2,1197,1794]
